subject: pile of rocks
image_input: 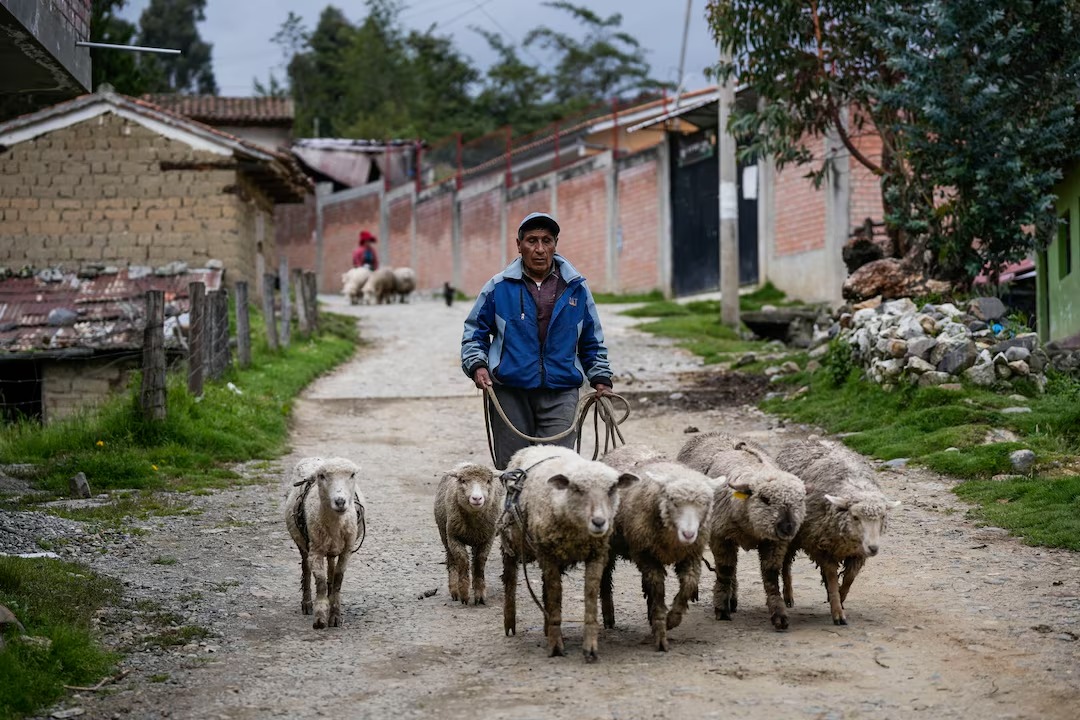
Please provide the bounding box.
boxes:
[815,295,1079,390]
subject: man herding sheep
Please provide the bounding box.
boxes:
[461,212,614,469]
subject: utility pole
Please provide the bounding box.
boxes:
[718,45,740,329]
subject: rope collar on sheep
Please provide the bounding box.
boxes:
[292,478,367,555]
[483,386,631,467]
[499,456,561,623]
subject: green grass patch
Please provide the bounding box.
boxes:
[591,289,665,304]
[0,557,120,720]
[141,624,212,649]
[955,476,1080,550]
[0,308,357,496]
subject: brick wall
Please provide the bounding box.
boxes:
[275,196,315,280]
[616,160,661,292]
[387,194,413,270]
[557,170,609,290]
[53,0,92,41]
[41,357,132,423]
[505,193,540,276]
[320,192,380,292]
[848,126,885,228]
[413,193,454,291]
[460,189,502,293]
[773,137,828,257]
[0,112,274,288]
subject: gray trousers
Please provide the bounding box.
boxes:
[488,385,580,470]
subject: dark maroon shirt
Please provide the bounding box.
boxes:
[524,268,567,346]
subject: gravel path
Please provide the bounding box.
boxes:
[13,295,1080,720]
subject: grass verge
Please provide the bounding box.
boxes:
[0,557,120,720]
[0,309,357,495]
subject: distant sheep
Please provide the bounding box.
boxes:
[284,457,366,629]
[434,463,503,605]
[499,445,639,661]
[602,445,713,651]
[774,439,900,625]
[392,267,417,303]
[677,432,806,631]
[368,268,396,305]
[341,267,372,305]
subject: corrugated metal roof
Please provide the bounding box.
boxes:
[0,266,223,356]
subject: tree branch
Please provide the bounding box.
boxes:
[832,107,886,177]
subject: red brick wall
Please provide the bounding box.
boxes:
[387,195,412,270]
[616,161,660,292]
[414,193,454,290]
[848,125,885,228]
[275,197,315,279]
[321,193,380,292]
[56,0,91,40]
[461,189,503,294]
[557,171,609,290]
[506,194,540,269]
[774,137,827,257]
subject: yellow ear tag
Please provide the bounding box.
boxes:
[732,491,749,501]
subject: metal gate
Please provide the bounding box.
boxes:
[670,130,758,297]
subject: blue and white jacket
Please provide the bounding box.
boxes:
[461,255,613,390]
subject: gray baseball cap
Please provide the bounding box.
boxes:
[517,212,560,239]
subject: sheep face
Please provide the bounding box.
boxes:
[450,464,497,511]
[728,473,806,542]
[825,494,901,556]
[658,479,712,545]
[548,470,639,537]
[308,462,359,515]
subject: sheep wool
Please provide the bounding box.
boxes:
[434,462,503,605]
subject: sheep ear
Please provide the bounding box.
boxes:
[548,474,570,490]
[886,499,902,510]
[825,494,851,510]
[615,473,639,490]
[728,478,753,495]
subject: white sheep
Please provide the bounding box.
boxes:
[774,439,900,625]
[601,445,714,651]
[677,432,806,631]
[392,267,417,303]
[498,445,639,662]
[341,267,372,305]
[434,462,504,605]
[283,457,366,630]
[368,268,397,304]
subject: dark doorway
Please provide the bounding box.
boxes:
[669,130,759,297]
[0,360,42,423]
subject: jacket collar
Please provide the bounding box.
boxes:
[502,255,582,284]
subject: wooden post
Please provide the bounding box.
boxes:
[141,290,166,421]
[279,258,292,348]
[187,281,205,396]
[235,281,251,368]
[304,271,319,332]
[213,289,231,377]
[263,272,279,351]
[293,268,310,336]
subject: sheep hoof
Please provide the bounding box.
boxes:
[666,611,683,630]
[313,618,327,630]
[301,602,313,615]
[450,591,459,602]
[834,617,848,626]
[716,608,732,621]
[328,611,341,627]
[460,597,469,606]
[603,619,615,630]
[583,649,598,663]
[785,599,794,608]
[473,597,485,606]
[771,614,789,631]
[549,643,565,658]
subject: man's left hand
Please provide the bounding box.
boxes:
[593,383,612,397]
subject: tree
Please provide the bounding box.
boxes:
[254,11,308,97]
[707,0,1080,284]
[90,0,150,95]
[137,0,217,94]
[473,27,556,134]
[526,1,669,112]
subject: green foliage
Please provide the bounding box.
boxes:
[0,309,356,494]
[821,338,855,387]
[89,0,149,94]
[954,475,1080,551]
[590,289,665,304]
[0,557,120,719]
[136,0,217,93]
[707,0,1080,284]
[628,301,769,363]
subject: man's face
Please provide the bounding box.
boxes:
[517,227,557,279]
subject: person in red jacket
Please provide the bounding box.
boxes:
[352,230,379,269]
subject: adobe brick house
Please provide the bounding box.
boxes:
[0,87,311,290]
[143,95,294,153]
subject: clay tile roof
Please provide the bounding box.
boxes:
[141,95,294,126]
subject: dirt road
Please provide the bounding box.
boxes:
[48,295,1080,720]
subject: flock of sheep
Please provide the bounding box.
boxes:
[282,432,900,662]
[341,266,417,305]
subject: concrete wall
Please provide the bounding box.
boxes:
[0,112,275,288]
[41,357,133,423]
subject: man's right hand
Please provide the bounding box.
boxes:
[473,367,493,389]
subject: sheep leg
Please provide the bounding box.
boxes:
[311,552,330,629]
[472,539,493,606]
[601,559,616,630]
[540,559,565,658]
[299,549,313,615]
[328,553,348,628]
[446,536,471,605]
[758,541,790,631]
[839,556,865,606]
[821,559,846,625]
[667,555,701,631]
[711,539,739,620]
[501,549,518,636]
[582,556,604,663]
[782,547,798,608]
[639,559,668,652]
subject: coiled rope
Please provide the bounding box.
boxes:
[482,385,631,465]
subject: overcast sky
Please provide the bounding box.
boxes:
[117,0,719,96]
